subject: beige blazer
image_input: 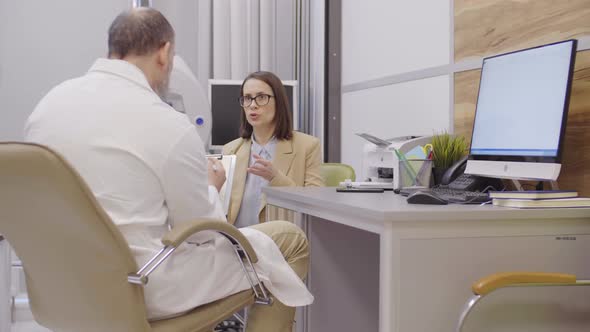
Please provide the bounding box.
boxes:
[223,131,324,224]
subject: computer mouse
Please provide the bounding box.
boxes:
[407,190,448,205]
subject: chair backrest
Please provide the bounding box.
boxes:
[320,163,356,187]
[0,143,151,332]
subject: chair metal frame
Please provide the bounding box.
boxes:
[456,274,590,332]
[128,231,272,306]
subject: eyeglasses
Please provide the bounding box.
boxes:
[239,94,274,107]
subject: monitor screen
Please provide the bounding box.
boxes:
[466,40,577,181]
[470,40,576,162]
[209,79,297,147]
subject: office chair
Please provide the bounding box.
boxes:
[319,163,356,187]
[0,142,270,332]
[456,271,590,332]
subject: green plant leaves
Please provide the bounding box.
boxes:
[431,132,468,168]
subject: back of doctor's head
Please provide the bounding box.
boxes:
[107,8,174,59]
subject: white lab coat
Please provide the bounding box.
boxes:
[24,58,313,319]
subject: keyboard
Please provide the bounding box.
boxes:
[430,187,490,204]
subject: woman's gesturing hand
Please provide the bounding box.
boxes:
[247,153,277,181]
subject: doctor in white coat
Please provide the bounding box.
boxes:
[24,8,312,332]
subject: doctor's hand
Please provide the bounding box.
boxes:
[248,153,277,181]
[208,158,226,193]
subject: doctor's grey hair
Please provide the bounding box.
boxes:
[107,8,174,58]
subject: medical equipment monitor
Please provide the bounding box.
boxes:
[208,79,298,150]
[465,39,577,181]
[166,56,211,149]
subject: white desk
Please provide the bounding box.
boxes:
[263,187,590,332]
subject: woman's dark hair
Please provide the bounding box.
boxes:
[239,71,293,140]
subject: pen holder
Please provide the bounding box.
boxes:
[399,159,433,189]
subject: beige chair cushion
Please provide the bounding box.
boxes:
[0,142,151,331]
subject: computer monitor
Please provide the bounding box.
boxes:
[208,79,298,150]
[465,39,577,181]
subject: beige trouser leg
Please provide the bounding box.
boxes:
[245,220,309,332]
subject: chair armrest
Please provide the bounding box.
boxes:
[458,272,583,332]
[162,219,258,263]
[472,272,577,296]
[160,219,272,305]
[129,219,261,286]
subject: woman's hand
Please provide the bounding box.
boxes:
[248,153,277,181]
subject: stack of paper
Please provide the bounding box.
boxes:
[490,190,590,208]
[489,190,577,200]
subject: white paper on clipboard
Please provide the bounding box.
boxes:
[207,154,237,216]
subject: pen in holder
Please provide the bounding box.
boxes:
[399,159,433,189]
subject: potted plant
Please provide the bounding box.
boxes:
[431,132,468,185]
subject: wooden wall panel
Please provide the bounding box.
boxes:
[560,52,590,194]
[455,0,590,62]
[453,51,590,195]
[454,69,480,144]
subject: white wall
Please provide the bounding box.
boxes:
[152,0,204,87]
[0,0,129,140]
[342,0,450,85]
[342,76,450,174]
[341,0,451,175]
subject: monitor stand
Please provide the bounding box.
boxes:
[510,179,559,191]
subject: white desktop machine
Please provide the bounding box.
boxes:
[360,135,432,190]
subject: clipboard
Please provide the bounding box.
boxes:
[207,154,237,216]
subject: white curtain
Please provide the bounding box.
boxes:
[154,0,295,85]
[212,0,294,80]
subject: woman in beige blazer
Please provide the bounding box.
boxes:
[223,71,324,226]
